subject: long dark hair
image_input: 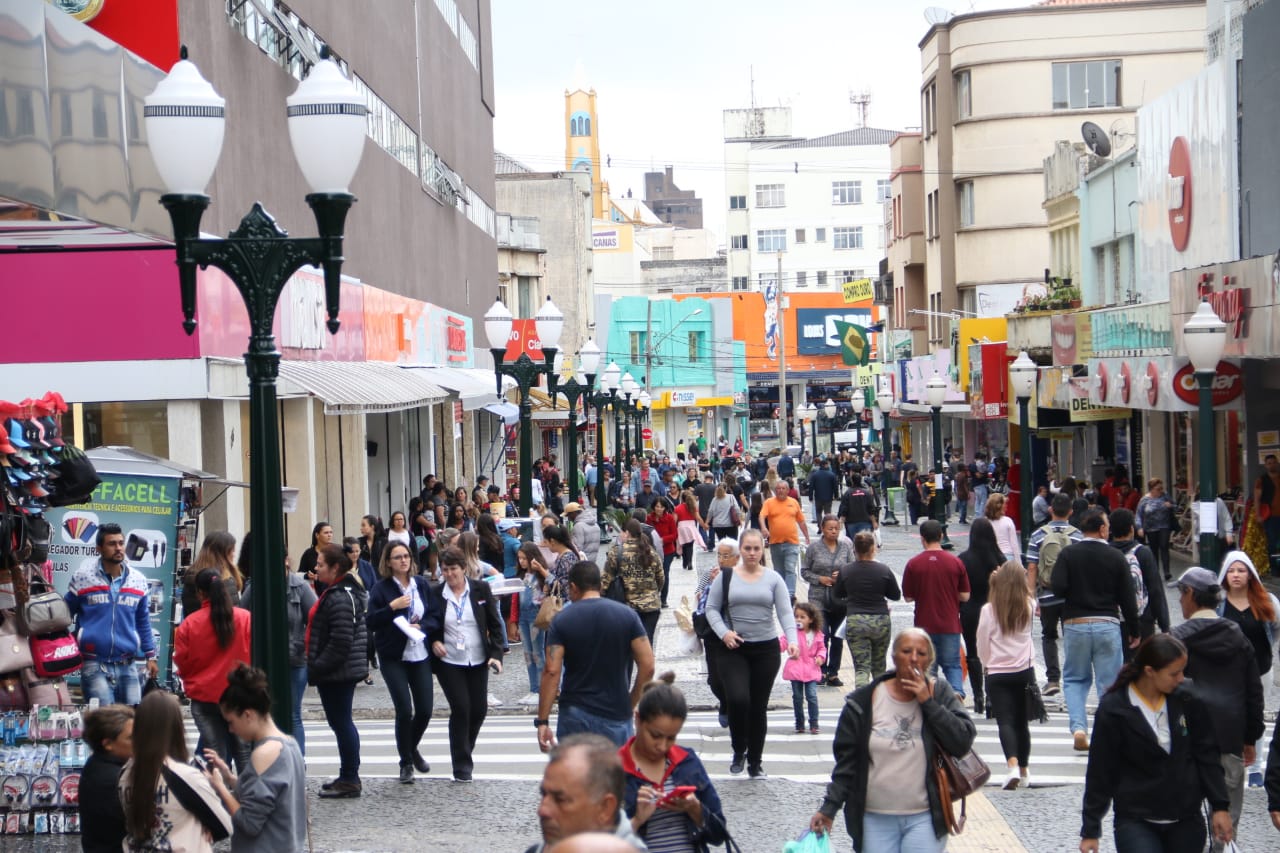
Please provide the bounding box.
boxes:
[476,512,503,556]
[516,542,544,577]
[196,568,236,649]
[964,517,1005,571]
[310,522,331,549]
[318,543,352,577]
[124,692,188,842]
[1106,634,1187,696]
[624,519,655,563]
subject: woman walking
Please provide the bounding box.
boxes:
[977,561,1038,790]
[801,514,854,687]
[647,498,678,609]
[298,521,333,590]
[119,692,231,852]
[984,493,1021,565]
[173,568,253,771]
[705,528,797,778]
[958,516,1005,714]
[180,531,243,619]
[604,518,665,645]
[1079,634,1233,853]
[833,531,901,688]
[706,484,739,543]
[307,544,369,798]
[386,511,413,549]
[367,541,440,784]
[428,547,506,782]
[515,542,550,706]
[675,490,703,572]
[809,629,975,853]
[358,514,386,572]
[1217,549,1280,787]
[621,674,730,851]
[201,665,307,852]
[1136,478,1178,583]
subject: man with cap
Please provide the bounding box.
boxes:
[472,475,489,507]
[499,516,523,576]
[583,455,598,507]
[633,480,658,513]
[807,456,839,524]
[566,502,600,564]
[1171,566,1264,850]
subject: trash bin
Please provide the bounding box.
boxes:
[887,487,905,522]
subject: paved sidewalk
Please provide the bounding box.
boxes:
[950,792,1029,853]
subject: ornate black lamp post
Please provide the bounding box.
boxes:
[146,47,365,732]
[1183,300,1228,573]
[485,296,564,516]
[823,398,838,457]
[619,372,638,465]
[553,339,601,504]
[877,384,899,525]
[926,373,953,549]
[591,362,622,511]
[1010,351,1038,556]
[799,402,817,459]
[634,391,651,457]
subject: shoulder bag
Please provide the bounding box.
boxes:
[533,577,562,630]
[0,611,34,673]
[1024,650,1048,723]
[692,569,733,641]
[933,745,992,834]
[18,568,71,636]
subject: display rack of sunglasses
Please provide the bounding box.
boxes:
[0,703,88,836]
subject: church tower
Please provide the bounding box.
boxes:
[565,82,606,219]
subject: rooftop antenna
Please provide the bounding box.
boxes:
[849,89,871,129]
[924,7,953,25]
[749,65,756,109]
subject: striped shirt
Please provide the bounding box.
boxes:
[642,777,697,853]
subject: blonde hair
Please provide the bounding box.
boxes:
[984,492,1006,520]
[989,561,1032,636]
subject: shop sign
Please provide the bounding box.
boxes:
[968,341,1008,420]
[1090,302,1173,357]
[1068,376,1127,422]
[1170,253,1280,359]
[841,278,874,304]
[1168,136,1193,252]
[503,318,544,362]
[795,308,872,355]
[1050,312,1093,367]
[593,229,619,249]
[445,315,469,363]
[669,389,697,407]
[1171,360,1243,406]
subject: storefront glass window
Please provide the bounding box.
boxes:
[81,402,169,458]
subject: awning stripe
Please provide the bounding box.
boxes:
[276,361,449,415]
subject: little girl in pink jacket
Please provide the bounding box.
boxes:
[781,602,827,733]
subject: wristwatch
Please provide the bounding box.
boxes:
[533,718,550,728]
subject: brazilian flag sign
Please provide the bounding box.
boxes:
[832,320,871,366]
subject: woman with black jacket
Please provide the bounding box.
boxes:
[427,546,506,782]
[307,544,369,799]
[367,541,441,784]
[80,705,133,853]
[1080,634,1233,853]
[957,517,1005,714]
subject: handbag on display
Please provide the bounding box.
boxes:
[29,630,81,678]
[21,517,51,564]
[0,671,27,711]
[0,612,35,673]
[21,669,71,708]
[18,569,71,636]
[47,443,100,507]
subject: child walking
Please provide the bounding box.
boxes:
[782,602,827,734]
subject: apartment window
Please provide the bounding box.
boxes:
[688,331,705,362]
[817,271,828,286]
[877,179,892,204]
[795,228,806,244]
[815,227,827,243]
[517,276,538,318]
[629,331,647,364]
[836,269,864,282]
[15,91,35,137]
[955,70,971,120]
[926,190,940,239]
[833,226,863,250]
[732,276,749,291]
[756,228,786,252]
[729,195,747,209]
[922,82,937,136]
[730,234,748,250]
[957,181,975,227]
[1052,60,1121,110]
[755,184,785,207]
[59,94,72,138]
[795,272,807,288]
[832,181,862,205]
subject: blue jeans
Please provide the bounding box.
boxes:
[861,810,945,853]
[80,659,141,706]
[791,680,819,729]
[845,522,872,542]
[190,699,251,772]
[316,681,361,782]
[958,496,969,523]
[380,657,433,765]
[290,665,308,755]
[929,632,965,697]
[973,484,989,515]
[769,542,801,596]
[519,587,545,693]
[1063,621,1123,734]
[557,702,632,747]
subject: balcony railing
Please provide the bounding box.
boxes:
[1089,301,1172,357]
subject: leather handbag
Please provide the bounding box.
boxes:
[0,612,34,673]
[533,592,562,630]
[21,668,71,708]
[933,746,992,834]
[1025,677,1049,724]
[19,570,71,636]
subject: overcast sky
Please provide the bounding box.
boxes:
[492,0,1018,240]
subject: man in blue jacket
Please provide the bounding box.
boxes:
[64,523,158,705]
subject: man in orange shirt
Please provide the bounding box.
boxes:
[760,479,810,600]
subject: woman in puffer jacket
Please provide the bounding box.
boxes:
[306,543,369,799]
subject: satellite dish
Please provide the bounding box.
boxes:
[1081,121,1111,157]
[924,7,953,25]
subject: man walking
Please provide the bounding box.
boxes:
[536,561,654,749]
[565,502,600,565]
[807,456,839,523]
[64,523,160,705]
[1109,508,1170,649]
[760,478,810,600]
[901,519,971,698]
[1026,492,1082,696]
[1171,567,1264,850]
[523,734,648,853]
[836,474,878,541]
[1051,508,1140,751]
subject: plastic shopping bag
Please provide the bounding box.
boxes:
[834,617,848,641]
[676,627,702,657]
[783,830,833,853]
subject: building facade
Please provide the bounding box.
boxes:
[644,166,703,229]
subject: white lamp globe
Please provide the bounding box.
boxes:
[1182,300,1228,374]
[876,386,894,411]
[603,362,621,393]
[926,373,947,408]
[483,298,514,351]
[1010,351,1038,400]
[144,49,226,195]
[286,51,367,194]
[824,399,837,420]
[853,394,866,415]
[578,339,602,377]
[535,297,565,351]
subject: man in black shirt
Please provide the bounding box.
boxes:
[837,475,879,540]
[807,456,839,523]
[899,453,918,488]
[1051,507,1140,752]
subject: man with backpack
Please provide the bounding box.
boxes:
[1025,493,1082,697]
[1108,508,1168,656]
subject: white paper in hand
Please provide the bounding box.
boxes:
[394,615,426,643]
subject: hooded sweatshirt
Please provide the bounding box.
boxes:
[1170,607,1264,755]
[1215,549,1280,674]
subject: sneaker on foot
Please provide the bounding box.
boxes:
[412,750,430,774]
[794,725,804,734]
[518,692,539,706]
[399,764,414,784]
[1042,682,1061,697]
[1020,772,1032,789]
[748,764,768,779]
[487,693,503,707]
[1073,731,1090,751]
[809,726,821,735]
[1002,768,1020,790]
[826,677,843,688]
[729,754,745,775]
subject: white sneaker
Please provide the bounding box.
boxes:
[487,693,503,707]
[1002,768,1020,790]
[518,692,539,706]
[1019,772,1032,789]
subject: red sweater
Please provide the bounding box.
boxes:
[648,511,678,555]
[173,604,252,703]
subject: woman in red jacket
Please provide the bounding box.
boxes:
[648,498,679,609]
[174,569,252,771]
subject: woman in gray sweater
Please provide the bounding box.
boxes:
[707,528,798,779]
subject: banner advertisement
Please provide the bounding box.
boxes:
[45,474,183,681]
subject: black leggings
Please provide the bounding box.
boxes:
[1145,528,1172,578]
[718,639,782,766]
[960,603,984,706]
[985,668,1033,767]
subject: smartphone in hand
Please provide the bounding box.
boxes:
[656,785,697,807]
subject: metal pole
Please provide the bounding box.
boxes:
[1198,372,1218,572]
[932,404,952,549]
[776,252,787,446]
[614,401,624,474]
[1019,395,1033,556]
[565,389,579,504]
[518,382,533,516]
[809,418,817,460]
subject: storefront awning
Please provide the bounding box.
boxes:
[402,365,516,410]
[484,402,520,425]
[276,361,449,415]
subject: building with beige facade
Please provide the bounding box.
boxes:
[916,0,1205,348]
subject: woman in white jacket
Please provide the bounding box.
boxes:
[1217,549,1280,787]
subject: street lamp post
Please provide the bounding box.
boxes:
[146,47,365,732]
[852,391,866,460]
[592,362,622,511]
[620,373,638,465]
[877,384,898,525]
[485,296,563,517]
[823,399,838,458]
[555,340,600,505]
[926,373,952,549]
[1183,300,1228,572]
[1010,351,1038,556]
[799,403,817,460]
[635,391,651,456]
